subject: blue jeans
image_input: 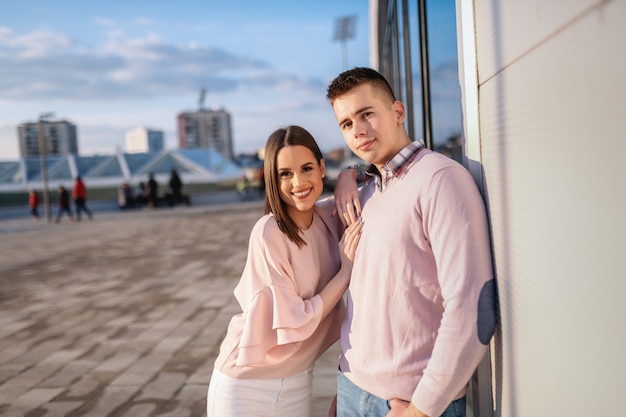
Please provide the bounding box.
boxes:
[337,371,466,417]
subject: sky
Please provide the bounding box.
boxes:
[0,0,461,160]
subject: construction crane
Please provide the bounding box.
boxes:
[198,87,206,110]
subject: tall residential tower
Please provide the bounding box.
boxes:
[177,108,233,161]
[18,120,78,157]
[125,127,164,154]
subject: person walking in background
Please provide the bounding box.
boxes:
[147,173,158,208]
[206,125,363,417]
[167,169,185,206]
[28,188,39,220]
[28,189,40,220]
[326,67,496,417]
[73,176,93,221]
[55,185,74,223]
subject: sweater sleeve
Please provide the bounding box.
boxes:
[234,216,325,367]
[411,165,496,416]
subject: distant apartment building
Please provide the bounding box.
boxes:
[177,108,234,161]
[125,127,164,154]
[18,120,78,157]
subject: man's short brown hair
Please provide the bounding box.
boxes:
[326,67,396,104]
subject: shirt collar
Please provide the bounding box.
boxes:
[366,141,425,191]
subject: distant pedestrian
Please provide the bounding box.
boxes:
[28,189,40,220]
[136,182,148,206]
[168,169,184,206]
[118,183,135,209]
[73,176,93,221]
[55,185,74,223]
[148,173,158,208]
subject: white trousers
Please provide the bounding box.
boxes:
[206,367,313,417]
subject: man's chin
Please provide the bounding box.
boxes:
[353,150,372,162]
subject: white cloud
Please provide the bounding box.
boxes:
[0,26,73,58]
[0,27,323,104]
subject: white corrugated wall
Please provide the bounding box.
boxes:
[457,0,626,415]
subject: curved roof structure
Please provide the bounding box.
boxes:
[0,149,243,191]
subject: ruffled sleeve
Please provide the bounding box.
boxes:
[233,215,325,367]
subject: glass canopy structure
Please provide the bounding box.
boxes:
[0,149,243,192]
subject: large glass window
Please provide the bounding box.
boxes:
[375,0,463,162]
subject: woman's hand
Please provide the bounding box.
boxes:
[318,218,362,320]
[333,169,362,227]
[339,217,363,264]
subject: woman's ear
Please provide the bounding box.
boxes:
[320,159,326,178]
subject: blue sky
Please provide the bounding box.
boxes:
[0,0,461,159]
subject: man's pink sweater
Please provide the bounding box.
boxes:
[339,148,495,417]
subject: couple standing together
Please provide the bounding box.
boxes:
[207,67,496,417]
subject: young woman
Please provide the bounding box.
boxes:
[207,125,362,417]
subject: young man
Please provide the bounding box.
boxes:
[327,67,496,417]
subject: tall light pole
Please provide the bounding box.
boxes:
[334,15,358,160]
[333,15,357,71]
[38,112,54,223]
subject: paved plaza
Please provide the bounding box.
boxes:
[0,202,340,417]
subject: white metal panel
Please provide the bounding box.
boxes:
[474,0,626,415]
[456,3,492,416]
[473,0,598,84]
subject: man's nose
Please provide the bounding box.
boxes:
[352,119,366,137]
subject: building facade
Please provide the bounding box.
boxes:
[177,108,233,161]
[125,127,164,154]
[18,120,78,158]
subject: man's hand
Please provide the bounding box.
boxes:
[333,168,361,227]
[328,395,337,417]
[386,399,429,417]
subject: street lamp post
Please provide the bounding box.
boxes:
[38,112,54,223]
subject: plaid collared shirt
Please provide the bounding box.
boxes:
[365,140,425,191]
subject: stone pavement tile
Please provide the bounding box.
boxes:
[117,403,157,417]
[167,309,217,341]
[136,371,187,401]
[0,335,73,369]
[109,338,189,387]
[38,400,83,417]
[91,348,144,375]
[73,385,139,417]
[11,387,65,410]
[0,319,35,341]
[39,358,100,388]
[0,347,84,400]
[152,383,207,417]
[64,373,101,398]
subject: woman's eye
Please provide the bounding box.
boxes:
[279,171,292,178]
[303,166,313,173]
